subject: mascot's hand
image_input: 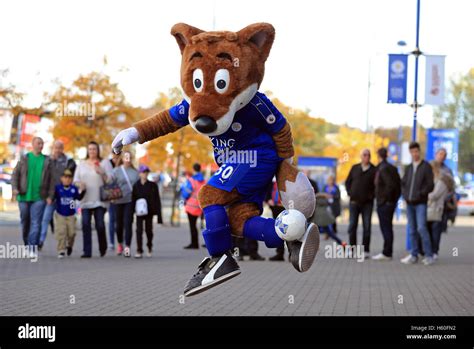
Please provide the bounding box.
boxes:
[112,127,139,154]
[285,157,294,165]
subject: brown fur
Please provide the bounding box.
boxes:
[172,22,275,124]
[197,184,241,208]
[276,159,299,193]
[133,109,181,143]
[272,122,295,159]
[227,202,261,236]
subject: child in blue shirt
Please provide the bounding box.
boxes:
[54,169,86,258]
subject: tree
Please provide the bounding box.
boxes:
[374,125,427,156]
[45,71,141,156]
[145,87,213,173]
[0,69,23,112]
[324,126,389,183]
[270,95,336,159]
[433,68,474,173]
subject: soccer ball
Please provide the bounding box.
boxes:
[274,209,307,241]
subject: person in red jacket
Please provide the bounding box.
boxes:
[181,163,206,249]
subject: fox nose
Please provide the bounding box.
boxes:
[195,116,217,133]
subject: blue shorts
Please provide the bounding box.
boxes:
[208,159,279,212]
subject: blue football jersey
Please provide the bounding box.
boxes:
[169,92,287,165]
[55,184,80,216]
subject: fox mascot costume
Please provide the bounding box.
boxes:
[112,23,319,296]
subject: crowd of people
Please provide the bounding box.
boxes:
[12,137,163,259]
[344,142,455,265]
[11,136,456,264]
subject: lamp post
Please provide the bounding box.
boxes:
[411,0,422,141]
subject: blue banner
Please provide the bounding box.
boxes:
[387,54,408,104]
[426,128,459,176]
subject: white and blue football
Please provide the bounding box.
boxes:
[274,209,307,241]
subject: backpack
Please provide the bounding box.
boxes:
[135,198,148,216]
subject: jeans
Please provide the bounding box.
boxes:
[376,201,396,257]
[40,202,56,245]
[406,203,432,258]
[108,203,117,246]
[116,202,134,247]
[82,207,107,256]
[348,201,373,252]
[319,225,343,245]
[19,200,46,246]
[427,221,443,254]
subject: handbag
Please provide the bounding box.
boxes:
[100,179,123,201]
[99,164,123,201]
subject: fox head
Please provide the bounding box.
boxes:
[171,22,275,136]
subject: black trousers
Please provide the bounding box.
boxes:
[376,202,396,257]
[136,215,153,253]
[348,201,373,252]
[187,213,199,247]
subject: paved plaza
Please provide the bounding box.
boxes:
[0,211,472,316]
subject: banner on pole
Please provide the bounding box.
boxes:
[424,55,445,105]
[387,54,408,104]
[426,128,458,176]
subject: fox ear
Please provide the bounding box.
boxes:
[238,23,275,61]
[171,23,204,54]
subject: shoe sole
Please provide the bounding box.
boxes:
[184,270,241,297]
[296,223,320,272]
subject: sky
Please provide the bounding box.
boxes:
[1,0,473,131]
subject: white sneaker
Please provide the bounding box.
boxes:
[422,257,435,265]
[146,250,152,258]
[400,254,418,264]
[123,247,131,258]
[433,253,438,261]
[134,252,142,259]
[57,253,65,259]
[371,253,392,261]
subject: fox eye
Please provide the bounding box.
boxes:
[193,69,203,92]
[214,69,229,94]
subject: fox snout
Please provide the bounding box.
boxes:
[194,115,217,133]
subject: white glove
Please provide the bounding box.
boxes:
[111,127,139,154]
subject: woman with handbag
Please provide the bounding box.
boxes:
[73,141,113,258]
[112,151,139,257]
[132,165,162,258]
[427,161,454,260]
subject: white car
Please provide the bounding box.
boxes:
[457,188,474,216]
